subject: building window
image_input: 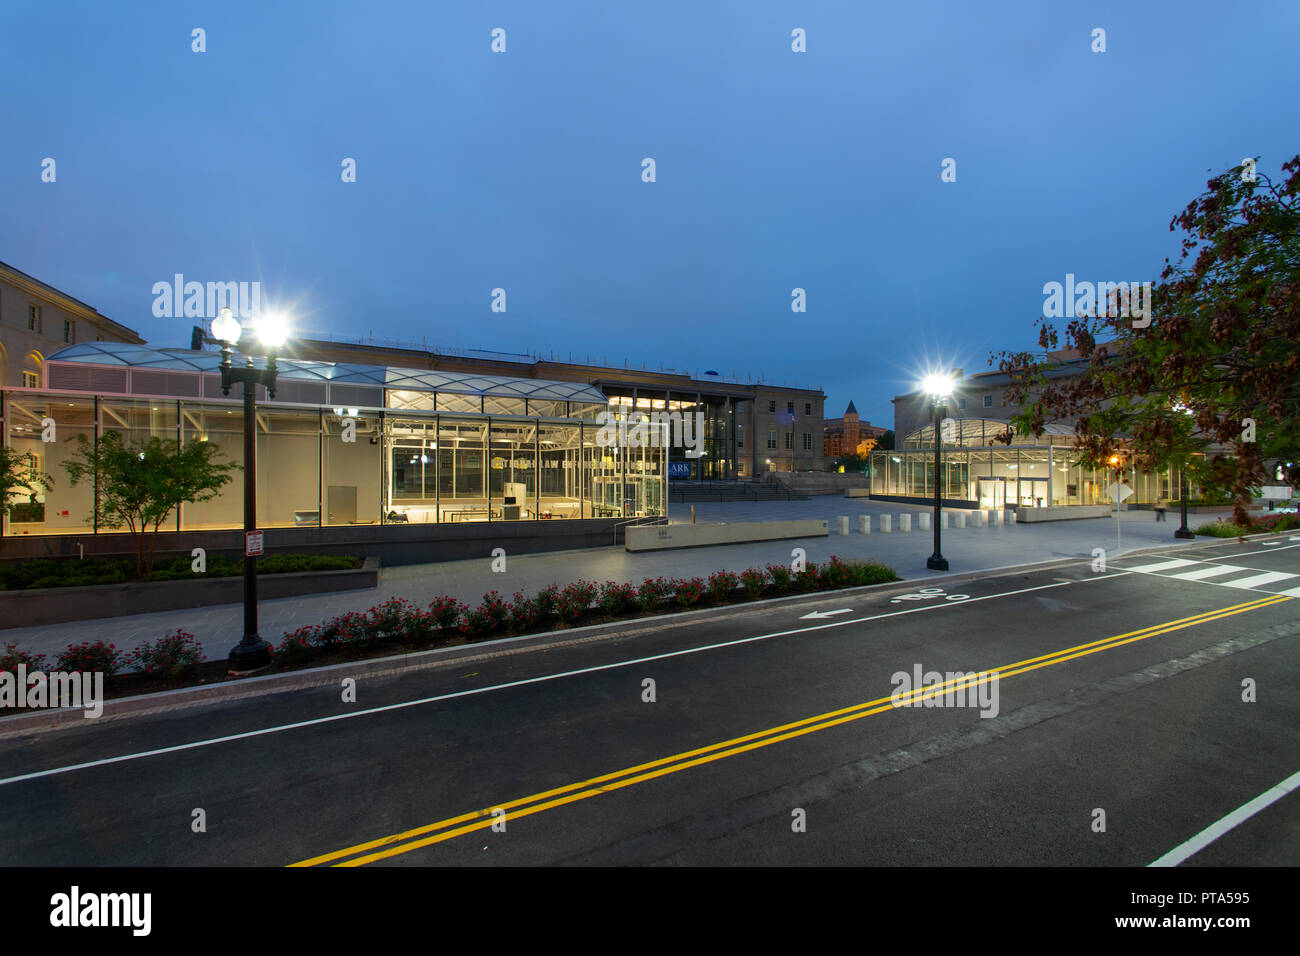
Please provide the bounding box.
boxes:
[767,430,777,449]
[958,398,966,409]
[983,394,993,408]
[768,400,776,413]
[63,320,75,344]
[27,304,41,332]
[737,426,744,448]
[22,370,39,388]
[804,402,811,415]
[801,432,812,450]
[784,432,793,450]
[786,401,794,414]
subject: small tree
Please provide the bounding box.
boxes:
[0,447,52,521]
[62,431,239,578]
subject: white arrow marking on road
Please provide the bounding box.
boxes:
[799,608,854,620]
[1262,540,1281,546]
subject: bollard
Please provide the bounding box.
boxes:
[919,512,931,531]
[991,508,1002,526]
[691,505,695,525]
[838,515,849,536]
[970,511,983,528]
[1007,509,1016,525]
[881,514,893,533]
[859,515,870,534]
[899,513,912,532]
[940,511,949,530]
[954,512,966,529]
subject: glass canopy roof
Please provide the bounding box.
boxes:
[903,418,1077,448]
[46,342,609,404]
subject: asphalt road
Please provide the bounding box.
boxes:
[1,534,1297,867]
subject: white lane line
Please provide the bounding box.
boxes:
[1221,571,1298,590]
[1167,565,1247,581]
[0,573,1132,788]
[1207,542,1300,560]
[1149,769,1300,867]
[1122,559,1199,573]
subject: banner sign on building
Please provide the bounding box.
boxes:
[668,462,692,478]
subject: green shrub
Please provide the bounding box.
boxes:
[536,585,560,618]
[740,567,766,598]
[795,561,820,591]
[844,559,900,586]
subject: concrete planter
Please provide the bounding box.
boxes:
[1016,505,1113,522]
[626,519,828,552]
[0,557,380,629]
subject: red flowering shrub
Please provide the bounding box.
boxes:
[535,585,560,618]
[1,642,46,675]
[275,629,317,666]
[599,580,637,616]
[508,591,541,633]
[740,567,766,598]
[466,591,511,636]
[556,580,597,622]
[55,640,122,677]
[127,630,204,682]
[707,570,740,603]
[636,577,671,612]
[795,561,820,591]
[765,563,792,589]
[673,577,706,608]
[818,556,851,588]
[427,596,467,633]
[368,597,416,642]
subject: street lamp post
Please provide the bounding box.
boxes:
[210,308,288,672]
[1175,466,1195,539]
[922,374,952,571]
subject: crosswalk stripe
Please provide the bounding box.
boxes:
[1123,559,1198,573]
[1168,565,1249,581]
[1280,586,1300,598]
[1221,571,1298,590]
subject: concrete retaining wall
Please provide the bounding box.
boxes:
[1016,505,1113,522]
[0,557,380,629]
[771,473,871,495]
[626,519,828,552]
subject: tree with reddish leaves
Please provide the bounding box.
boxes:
[992,155,1300,526]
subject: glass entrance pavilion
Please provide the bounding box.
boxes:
[867,419,1201,508]
[2,343,667,537]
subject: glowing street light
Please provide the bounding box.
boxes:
[923,372,955,571]
[210,307,292,672]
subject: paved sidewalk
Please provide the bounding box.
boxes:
[4,498,1234,664]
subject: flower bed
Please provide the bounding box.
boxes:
[0,557,900,704]
[1195,512,1300,537]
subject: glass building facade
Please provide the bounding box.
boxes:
[868,419,1200,508]
[2,343,666,537]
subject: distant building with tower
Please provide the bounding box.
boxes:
[823,400,887,458]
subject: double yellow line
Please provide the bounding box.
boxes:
[290,593,1291,866]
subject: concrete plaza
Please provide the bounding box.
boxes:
[4,497,1231,664]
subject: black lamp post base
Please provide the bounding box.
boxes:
[1174,529,1196,539]
[926,554,949,571]
[228,637,273,673]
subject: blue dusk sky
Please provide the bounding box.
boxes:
[2,1,1297,428]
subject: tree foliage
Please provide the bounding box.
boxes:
[0,447,51,512]
[992,155,1300,524]
[62,431,239,578]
